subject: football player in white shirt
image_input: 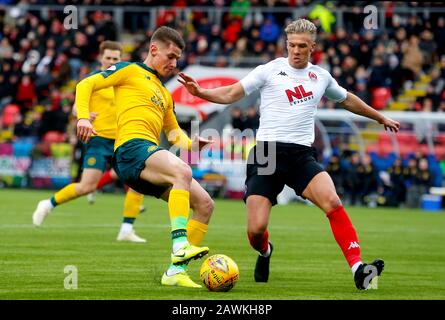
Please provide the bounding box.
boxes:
[178,19,400,290]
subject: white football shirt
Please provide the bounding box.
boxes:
[240,57,347,146]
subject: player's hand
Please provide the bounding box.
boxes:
[77,118,97,143]
[192,135,213,151]
[177,72,201,96]
[380,117,400,133]
[89,112,98,122]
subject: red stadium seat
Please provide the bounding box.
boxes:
[434,145,445,159]
[366,142,395,156]
[43,131,66,143]
[1,104,20,127]
[371,87,391,110]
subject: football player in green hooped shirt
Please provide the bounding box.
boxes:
[76,27,215,288]
[32,41,147,243]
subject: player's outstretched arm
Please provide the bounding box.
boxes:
[339,92,400,133]
[178,72,245,105]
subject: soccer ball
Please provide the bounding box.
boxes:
[200,254,239,292]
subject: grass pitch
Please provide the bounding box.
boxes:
[1,188,445,300]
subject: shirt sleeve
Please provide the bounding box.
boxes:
[324,73,348,103]
[239,64,269,96]
[75,63,132,120]
[163,102,192,150]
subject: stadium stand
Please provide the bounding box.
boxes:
[0,1,444,207]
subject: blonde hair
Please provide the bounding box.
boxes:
[284,19,317,41]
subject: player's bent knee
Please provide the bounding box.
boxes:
[172,163,193,184]
[324,194,342,212]
[247,224,267,237]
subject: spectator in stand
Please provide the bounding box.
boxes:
[223,17,243,45]
[37,99,71,140]
[2,72,19,105]
[229,0,250,20]
[309,1,336,34]
[386,158,406,207]
[409,158,433,208]
[68,32,89,80]
[259,14,280,45]
[405,15,423,38]
[230,106,246,132]
[95,12,118,42]
[0,38,13,59]
[419,29,437,72]
[357,153,378,206]
[388,47,404,97]
[404,157,419,208]
[196,16,212,40]
[16,75,37,114]
[326,154,344,198]
[0,74,10,105]
[355,79,371,104]
[1,1,444,151]
[231,37,249,67]
[13,111,40,138]
[434,17,445,56]
[368,56,391,91]
[244,106,260,133]
[401,35,424,86]
[425,68,445,108]
[343,152,361,206]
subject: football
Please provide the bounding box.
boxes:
[199,254,239,292]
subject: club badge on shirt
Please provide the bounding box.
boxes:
[308,71,317,82]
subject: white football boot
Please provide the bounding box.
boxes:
[32,199,53,227]
[86,192,97,204]
[116,230,147,243]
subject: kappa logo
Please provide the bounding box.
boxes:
[348,241,360,250]
[277,71,288,76]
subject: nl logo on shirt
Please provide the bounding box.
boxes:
[285,85,314,106]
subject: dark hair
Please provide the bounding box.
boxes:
[150,26,185,51]
[99,41,123,55]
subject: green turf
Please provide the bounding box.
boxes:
[1,188,445,300]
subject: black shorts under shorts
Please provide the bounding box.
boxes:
[243,141,325,206]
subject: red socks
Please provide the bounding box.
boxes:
[96,170,114,190]
[327,205,362,268]
[247,206,362,268]
[248,230,269,255]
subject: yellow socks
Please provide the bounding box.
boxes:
[187,219,208,246]
[169,189,190,252]
[123,189,144,219]
[51,183,78,206]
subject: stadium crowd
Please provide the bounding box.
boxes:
[0,1,444,205]
[325,150,438,208]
